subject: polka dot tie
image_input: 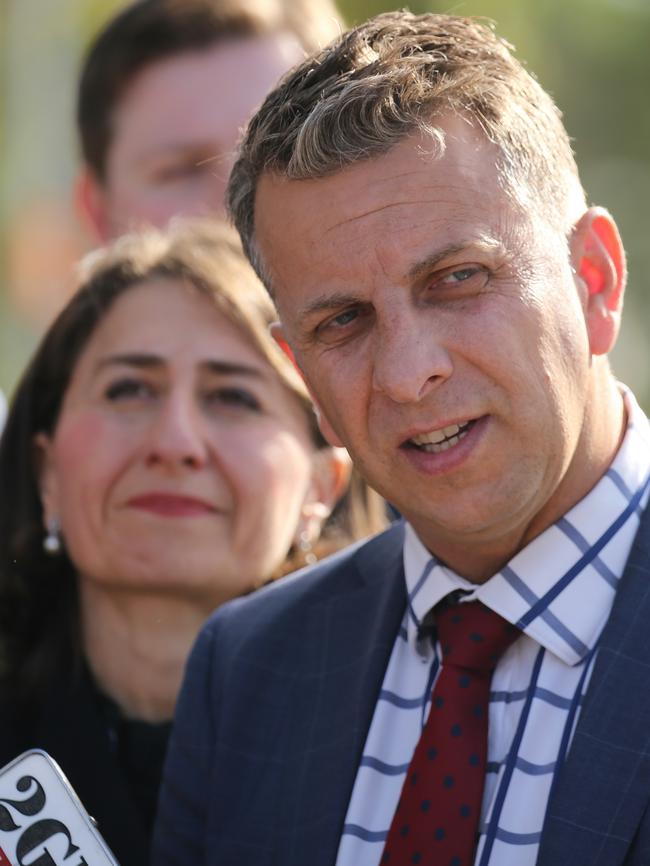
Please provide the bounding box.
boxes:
[380,600,519,866]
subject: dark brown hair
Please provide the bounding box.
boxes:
[0,218,385,700]
[77,0,343,180]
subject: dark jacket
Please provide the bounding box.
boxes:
[154,513,650,866]
[0,662,165,866]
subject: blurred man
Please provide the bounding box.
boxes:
[156,11,649,866]
[74,0,342,240]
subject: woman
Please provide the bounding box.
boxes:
[0,220,385,866]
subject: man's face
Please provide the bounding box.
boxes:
[255,118,611,573]
[80,33,303,239]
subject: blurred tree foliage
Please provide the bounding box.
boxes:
[1,0,649,401]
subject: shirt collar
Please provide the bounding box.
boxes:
[403,386,650,665]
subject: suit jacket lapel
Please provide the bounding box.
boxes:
[538,508,650,866]
[283,522,407,866]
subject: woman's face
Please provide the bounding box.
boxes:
[36,278,324,607]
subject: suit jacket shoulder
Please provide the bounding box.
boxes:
[539,505,650,866]
[155,522,408,866]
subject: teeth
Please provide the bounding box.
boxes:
[411,423,465,446]
[421,432,464,453]
[410,422,472,453]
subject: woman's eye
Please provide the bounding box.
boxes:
[105,379,155,401]
[207,387,261,412]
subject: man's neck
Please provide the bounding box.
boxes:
[409,373,627,583]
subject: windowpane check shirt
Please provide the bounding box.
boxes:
[336,386,650,866]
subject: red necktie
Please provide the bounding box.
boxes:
[380,600,519,866]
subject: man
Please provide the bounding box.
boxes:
[154,12,650,866]
[74,0,342,240]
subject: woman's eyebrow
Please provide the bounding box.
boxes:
[94,352,164,372]
[94,355,267,379]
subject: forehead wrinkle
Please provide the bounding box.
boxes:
[323,179,491,237]
[323,192,446,235]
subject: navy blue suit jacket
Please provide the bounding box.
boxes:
[153,514,650,865]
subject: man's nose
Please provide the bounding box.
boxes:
[145,394,208,469]
[372,311,453,404]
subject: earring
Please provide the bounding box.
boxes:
[298,530,317,567]
[43,517,62,555]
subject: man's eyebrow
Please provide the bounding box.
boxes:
[407,239,502,283]
[299,239,503,320]
[301,291,366,318]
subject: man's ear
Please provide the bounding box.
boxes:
[570,206,626,356]
[270,320,346,447]
[32,432,60,526]
[74,167,111,242]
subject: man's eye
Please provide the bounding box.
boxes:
[105,379,154,401]
[439,266,487,286]
[332,309,359,327]
[314,305,371,346]
[320,306,365,333]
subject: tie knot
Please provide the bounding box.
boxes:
[435,600,519,674]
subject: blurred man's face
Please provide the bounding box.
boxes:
[77,33,303,240]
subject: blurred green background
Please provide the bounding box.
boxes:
[1,0,649,403]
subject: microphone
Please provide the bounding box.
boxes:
[0,750,119,865]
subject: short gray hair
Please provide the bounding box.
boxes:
[227,10,584,277]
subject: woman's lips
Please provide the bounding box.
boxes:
[127,493,217,517]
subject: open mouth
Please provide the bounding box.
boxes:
[406,420,476,453]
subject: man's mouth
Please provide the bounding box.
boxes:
[407,420,476,453]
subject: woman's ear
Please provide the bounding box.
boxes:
[296,447,352,546]
[32,432,60,525]
[570,207,626,356]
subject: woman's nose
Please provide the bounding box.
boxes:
[145,395,208,469]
